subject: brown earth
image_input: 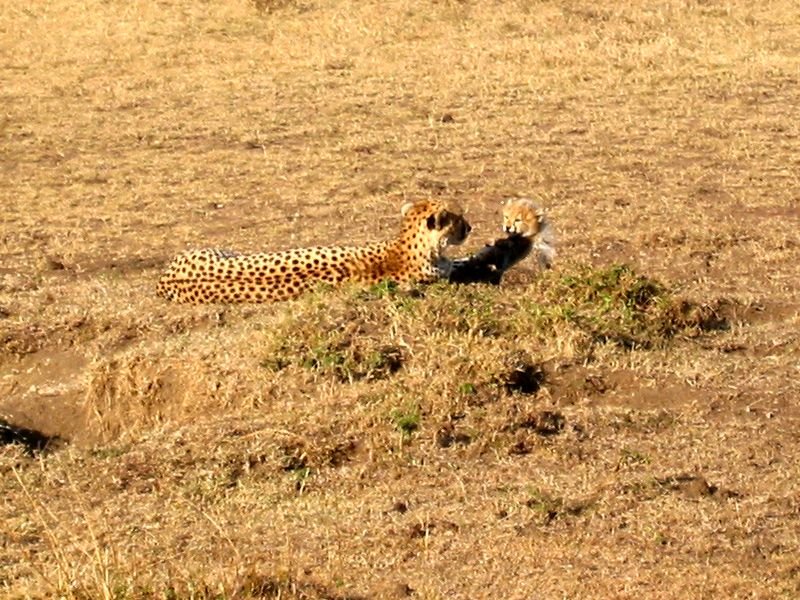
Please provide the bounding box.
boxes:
[1,0,799,598]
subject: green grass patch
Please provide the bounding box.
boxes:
[391,404,421,437]
[258,264,734,386]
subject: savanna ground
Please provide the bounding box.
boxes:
[1,0,799,597]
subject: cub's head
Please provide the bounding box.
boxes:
[503,197,547,237]
[502,197,556,267]
[400,199,471,249]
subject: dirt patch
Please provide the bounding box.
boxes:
[493,353,546,395]
[0,348,89,443]
[656,474,741,500]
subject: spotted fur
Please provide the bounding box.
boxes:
[156,199,471,303]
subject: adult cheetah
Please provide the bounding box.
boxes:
[156,199,471,303]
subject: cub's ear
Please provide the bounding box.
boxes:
[426,209,450,230]
[401,202,415,216]
[537,206,547,224]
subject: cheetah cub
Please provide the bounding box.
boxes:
[501,197,556,269]
[446,197,555,284]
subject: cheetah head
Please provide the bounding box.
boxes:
[502,197,548,237]
[400,199,471,250]
[502,197,556,267]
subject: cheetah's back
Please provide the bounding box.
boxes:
[157,245,387,304]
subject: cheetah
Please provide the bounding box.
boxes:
[500,196,556,270]
[156,199,471,303]
[448,197,556,284]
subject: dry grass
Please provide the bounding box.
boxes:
[2,0,800,597]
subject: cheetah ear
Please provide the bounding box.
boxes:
[401,202,415,216]
[538,212,550,231]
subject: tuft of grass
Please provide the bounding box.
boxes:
[360,279,399,299]
[250,0,302,14]
[619,448,651,466]
[516,264,734,352]
[391,404,421,438]
[299,337,404,382]
[263,323,404,383]
[458,382,477,396]
[524,488,596,525]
